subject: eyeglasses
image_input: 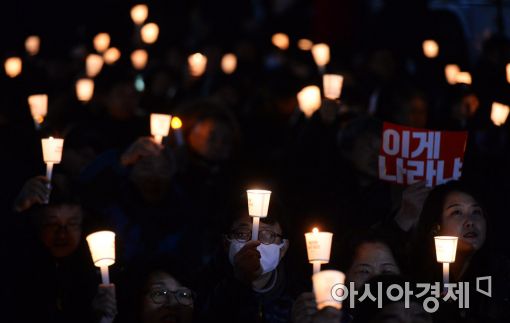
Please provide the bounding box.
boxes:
[228,229,283,245]
[147,288,194,306]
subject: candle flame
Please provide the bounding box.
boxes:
[313,228,319,234]
[171,117,182,129]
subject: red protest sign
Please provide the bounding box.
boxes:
[378,122,468,187]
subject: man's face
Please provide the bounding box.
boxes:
[39,204,83,258]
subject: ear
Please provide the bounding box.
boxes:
[279,239,290,260]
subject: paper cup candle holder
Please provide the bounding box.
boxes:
[312,270,345,310]
[434,236,458,288]
[151,113,172,144]
[246,189,272,241]
[305,228,333,274]
[87,231,116,285]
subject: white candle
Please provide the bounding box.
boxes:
[312,270,345,310]
[4,57,22,78]
[445,64,460,85]
[271,33,289,50]
[491,102,510,126]
[297,85,322,118]
[151,113,172,144]
[422,40,439,58]
[131,49,148,70]
[171,116,184,146]
[93,33,110,53]
[434,236,458,288]
[506,63,510,84]
[246,189,272,241]
[41,137,64,181]
[323,74,344,100]
[86,54,104,78]
[86,231,116,285]
[305,228,333,273]
[25,35,40,56]
[76,78,95,102]
[130,4,149,26]
[141,23,159,44]
[221,53,237,74]
[28,94,48,129]
[188,53,207,77]
[311,43,330,74]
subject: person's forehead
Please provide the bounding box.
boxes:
[44,205,82,221]
[444,191,478,207]
[147,271,181,289]
[355,242,394,263]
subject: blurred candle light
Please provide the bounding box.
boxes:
[298,38,313,51]
[434,236,458,287]
[41,137,64,182]
[323,74,344,100]
[311,43,330,73]
[312,270,345,310]
[93,33,110,53]
[131,4,149,26]
[272,33,289,50]
[171,116,184,146]
[445,64,460,85]
[25,36,40,56]
[76,78,95,102]
[506,63,510,84]
[86,231,116,285]
[305,228,333,273]
[221,53,237,74]
[491,102,510,126]
[86,54,104,78]
[103,47,121,65]
[141,23,159,44]
[131,49,148,70]
[150,113,172,144]
[423,39,439,58]
[246,190,272,241]
[297,85,322,118]
[455,71,472,85]
[4,57,22,78]
[28,94,48,129]
[188,53,207,77]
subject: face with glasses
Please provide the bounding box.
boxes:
[39,204,83,258]
[141,271,193,323]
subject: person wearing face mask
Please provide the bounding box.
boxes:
[196,194,294,323]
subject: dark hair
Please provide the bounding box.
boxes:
[337,116,382,153]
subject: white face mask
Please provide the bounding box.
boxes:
[228,240,287,274]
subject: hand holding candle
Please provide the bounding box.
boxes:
[312,270,345,310]
[434,236,458,288]
[41,137,64,182]
[246,189,272,241]
[305,228,333,273]
[87,231,116,285]
[150,113,172,144]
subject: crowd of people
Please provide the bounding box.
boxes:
[1,1,510,322]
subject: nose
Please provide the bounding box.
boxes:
[163,293,179,306]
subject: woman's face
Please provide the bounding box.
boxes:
[39,205,82,258]
[188,118,233,162]
[141,271,193,323]
[440,191,486,254]
[347,242,400,290]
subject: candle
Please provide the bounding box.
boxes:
[4,57,22,78]
[76,78,95,102]
[103,47,121,65]
[221,53,237,74]
[246,189,272,241]
[305,228,333,274]
[41,137,64,181]
[491,102,510,126]
[455,71,472,85]
[170,116,184,146]
[86,54,104,78]
[323,74,344,100]
[28,94,48,129]
[130,4,149,26]
[25,35,40,56]
[271,33,290,50]
[506,63,510,84]
[151,113,172,144]
[141,23,159,44]
[131,49,148,70]
[311,43,330,74]
[298,39,313,51]
[188,53,207,77]
[86,231,116,285]
[434,236,458,287]
[422,40,439,58]
[445,64,460,85]
[312,270,345,310]
[297,85,321,118]
[93,33,110,53]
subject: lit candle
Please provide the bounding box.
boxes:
[130,4,149,26]
[188,53,207,77]
[4,57,22,78]
[93,33,110,53]
[25,35,40,56]
[305,228,333,274]
[422,40,439,58]
[170,116,184,146]
[86,231,116,285]
[323,74,344,100]
[445,64,460,85]
[298,39,313,51]
[455,71,472,85]
[75,78,95,102]
[246,189,272,241]
[103,47,121,65]
[491,102,510,126]
[28,94,48,129]
[506,63,510,84]
[131,49,148,70]
[41,137,64,182]
[221,53,237,74]
[151,113,172,144]
[312,270,345,310]
[434,236,458,288]
[141,23,159,44]
[297,85,321,118]
[86,54,104,78]
[311,43,330,74]
[271,33,290,50]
